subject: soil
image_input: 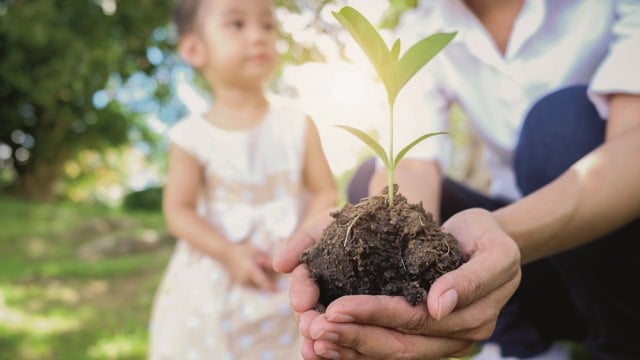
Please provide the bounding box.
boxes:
[301,185,464,310]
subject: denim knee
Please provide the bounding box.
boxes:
[514,85,605,195]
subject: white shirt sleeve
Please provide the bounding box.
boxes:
[588,0,640,118]
[168,117,207,163]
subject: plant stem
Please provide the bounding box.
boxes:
[387,100,395,206]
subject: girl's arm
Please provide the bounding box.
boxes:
[299,117,338,228]
[163,143,231,259]
[163,144,276,290]
[494,93,640,264]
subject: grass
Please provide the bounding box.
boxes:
[0,196,172,360]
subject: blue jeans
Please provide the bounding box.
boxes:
[346,86,640,359]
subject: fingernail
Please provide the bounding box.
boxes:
[318,331,339,342]
[311,328,338,341]
[436,289,458,321]
[326,312,354,323]
[318,349,340,359]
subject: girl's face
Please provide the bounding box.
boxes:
[197,0,278,86]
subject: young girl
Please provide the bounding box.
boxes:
[148,0,337,358]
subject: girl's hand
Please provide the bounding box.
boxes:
[224,242,277,292]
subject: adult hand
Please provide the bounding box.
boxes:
[277,208,522,359]
[273,210,332,311]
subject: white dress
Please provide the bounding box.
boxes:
[149,96,307,360]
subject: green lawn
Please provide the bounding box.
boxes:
[0,197,172,360]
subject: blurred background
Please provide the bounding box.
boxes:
[0,0,485,358]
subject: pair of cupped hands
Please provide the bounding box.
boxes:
[272,208,522,360]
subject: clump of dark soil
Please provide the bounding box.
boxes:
[301,185,464,310]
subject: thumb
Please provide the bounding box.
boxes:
[273,211,332,273]
[429,210,521,320]
[427,243,520,321]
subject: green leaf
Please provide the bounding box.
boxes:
[393,32,456,100]
[393,132,448,170]
[332,6,455,201]
[390,39,401,60]
[332,7,395,98]
[335,125,389,168]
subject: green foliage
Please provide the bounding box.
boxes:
[122,187,163,212]
[379,0,419,28]
[0,0,174,199]
[0,197,169,359]
[336,125,389,168]
[332,7,455,205]
[333,6,455,106]
[393,131,448,169]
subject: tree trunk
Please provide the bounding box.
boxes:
[13,161,61,201]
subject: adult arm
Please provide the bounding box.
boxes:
[369,159,442,221]
[494,94,640,264]
[505,0,640,262]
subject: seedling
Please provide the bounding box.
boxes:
[333,6,456,205]
[301,7,463,309]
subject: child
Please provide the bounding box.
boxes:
[148,0,338,358]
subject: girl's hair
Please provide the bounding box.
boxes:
[172,0,206,37]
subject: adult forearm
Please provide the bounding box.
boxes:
[370,159,442,221]
[494,126,640,264]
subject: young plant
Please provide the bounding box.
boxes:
[333,6,456,205]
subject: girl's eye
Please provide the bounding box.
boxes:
[263,22,274,31]
[229,20,244,29]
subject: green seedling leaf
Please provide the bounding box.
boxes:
[390,39,401,60]
[332,6,456,205]
[393,132,448,171]
[393,32,456,101]
[332,7,395,98]
[336,125,389,168]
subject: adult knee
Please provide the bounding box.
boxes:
[514,85,605,195]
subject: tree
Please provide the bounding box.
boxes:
[0,0,174,199]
